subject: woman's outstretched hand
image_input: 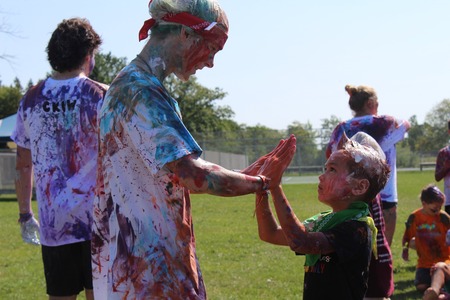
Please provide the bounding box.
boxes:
[243,135,296,189]
[240,138,287,176]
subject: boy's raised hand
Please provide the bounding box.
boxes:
[241,138,287,176]
[256,135,297,188]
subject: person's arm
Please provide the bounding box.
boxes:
[166,154,265,196]
[254,192,288,246]
[401,214,414,261]
[15,146,40,245]
[402,119,411,131]
[15,146,34,215]
[435,150,450,182]
[270,185,333,254]
[166,135,296,197]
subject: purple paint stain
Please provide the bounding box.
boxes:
[70,218,91,239]
[346,116,393,142]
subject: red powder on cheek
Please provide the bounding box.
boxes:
[320,174,352,200]
[183,43,210,71]
[183,33,226,72]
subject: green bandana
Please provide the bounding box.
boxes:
[303,201,377,266]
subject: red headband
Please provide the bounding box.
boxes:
[139,12,222,41]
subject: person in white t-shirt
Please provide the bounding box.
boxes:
[12,18,107,300]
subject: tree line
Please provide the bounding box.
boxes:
[1,52,449,168]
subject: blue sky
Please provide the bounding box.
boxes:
[2,0,450,130]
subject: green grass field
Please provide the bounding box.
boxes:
[0,170,440,299]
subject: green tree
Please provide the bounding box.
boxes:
[319,115,342,151]
[404,115,422,152]
[161,75,255,155]
[287,121,320,167]
[164,74,232,135]
[0,84,22,119]
[423,99,450,152]
[204,120,247,153]
[241,125,285,163]
[90,52,127,85]
[425,99,450,128]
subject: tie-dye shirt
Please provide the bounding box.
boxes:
[326,115,409,203]
[436,146,450,206]
[92,63,204,299]
[11,76,107,246]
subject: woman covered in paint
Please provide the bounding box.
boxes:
[91,0,296,298]
[326,84,410,247]
[255,132,390,300]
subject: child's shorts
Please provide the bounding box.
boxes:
[414,267,431,286]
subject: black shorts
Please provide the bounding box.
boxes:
[415,267,431,286]
[41,240,93,297]
[381,201,397,210]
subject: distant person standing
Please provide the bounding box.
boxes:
[12,18,107,299]
[327,84,411,246]
[435,120,450,215]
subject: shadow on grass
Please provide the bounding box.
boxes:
[393,264,422,299]
[394,264,416,274]
[0,196,36,202]
[393,280,423,299]
[0,193,36,202]
[0,196,17,202]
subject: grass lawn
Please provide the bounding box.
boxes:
[0,170,440,299]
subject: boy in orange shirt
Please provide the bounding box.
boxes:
[402,185,450,294]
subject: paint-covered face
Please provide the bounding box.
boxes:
[318,151,354,207]
[422,200,443,216]
[176,24,228,80]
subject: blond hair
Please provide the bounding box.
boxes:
[345,84,377,113]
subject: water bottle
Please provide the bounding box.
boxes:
[20,217,41,246]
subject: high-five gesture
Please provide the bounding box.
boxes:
[254,135,296,188]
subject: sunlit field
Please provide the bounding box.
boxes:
[0,170,439,299]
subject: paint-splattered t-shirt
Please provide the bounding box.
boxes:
[402,208,450,268]
[436,146,450,206]
[326,115,409,203]
[11,76,107,246]
[92,63,204,299]
[303,220,372,300]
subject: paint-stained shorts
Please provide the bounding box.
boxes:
[41,240,93,296]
